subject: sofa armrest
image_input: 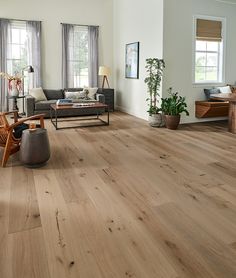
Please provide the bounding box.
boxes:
[25,95,35,117]
[96,93,105,103]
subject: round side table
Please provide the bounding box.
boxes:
[20,128,50,168]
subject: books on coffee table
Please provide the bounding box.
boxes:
[56,99,73,106]
[73,102,97,107]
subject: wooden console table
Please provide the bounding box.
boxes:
[195,101,229,118]
[211,93,236,133]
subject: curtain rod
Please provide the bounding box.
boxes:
[61,23,99,27]
[0,17,42,23]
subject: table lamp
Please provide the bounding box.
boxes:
[99,66,110,89]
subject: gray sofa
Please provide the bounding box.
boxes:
[25,88,105,117]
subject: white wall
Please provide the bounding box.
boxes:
[0,0,113,89]
[163,0,236,123]
[113,0,164,120]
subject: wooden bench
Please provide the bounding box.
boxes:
[195,101,229,118]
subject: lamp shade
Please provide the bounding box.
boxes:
[27,66,34,73]
[99,66,110,76]
[22,65,34,73]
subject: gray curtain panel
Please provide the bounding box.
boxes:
[88,26,99,87]
[62,23,74,89]
[26,21,42,88]
[0,19,10,112]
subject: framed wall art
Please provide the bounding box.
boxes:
[125,42,140,79]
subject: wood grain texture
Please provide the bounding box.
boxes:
[195,101,229,118]
[8,166,41,233]
[0,112,236,278]
[229,101,236,133]
[0,167,12,278]
[6,227,51,278]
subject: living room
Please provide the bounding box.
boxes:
[0,0,236,277]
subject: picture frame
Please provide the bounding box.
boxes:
[125,42,140,79]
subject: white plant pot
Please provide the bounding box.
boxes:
[148,113,165,127]
[10,88,20,97]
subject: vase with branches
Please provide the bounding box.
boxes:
[0,72,22,97]
[145,58,165,127]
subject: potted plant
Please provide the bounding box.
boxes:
[161,87,189,130]
[145,58,165,127]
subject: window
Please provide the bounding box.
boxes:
[62,24,99,89]
[7,21,28,75]
[68,26,89,87]
[0,19,41,111]
[193,17,225,84]
[6,20,42,91]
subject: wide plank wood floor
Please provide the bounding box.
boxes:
[0,111,236,278]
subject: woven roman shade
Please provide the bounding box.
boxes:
[196,19,222,41]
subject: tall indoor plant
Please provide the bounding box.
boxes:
[145,58,165,127]
[161,87,189,130]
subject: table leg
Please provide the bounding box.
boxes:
[50,106,52,123]
[228,102,236,133]
[13,97,18,110]
[55,109,58,130]
[10,97,21,119]
[22,96,26,115]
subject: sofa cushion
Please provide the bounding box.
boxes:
[65,88,83,92]
[84,87,98,100]
[35,100,57,110]
[216,85,232,94]
[204,88,220,100]
[44,89,64,100]
[29,87,47,102]
[64,91,86,99]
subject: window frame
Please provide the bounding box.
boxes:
[192,15,226,86]
[68,25,89,88]
[7,20,28,76]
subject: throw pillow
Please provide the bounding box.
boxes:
[13,123,40,138]
[64,91,86,100]
[84,87,98,100]
[231,86,236,94]
[227,84,236,94]
[204,88,220,100]
[29,87,47,102]
[216,85,232,94]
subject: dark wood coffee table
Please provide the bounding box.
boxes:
[50,102,109,130]
[211,93,236,133]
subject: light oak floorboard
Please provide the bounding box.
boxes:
[0,112,236,278]
[8,166,41,233]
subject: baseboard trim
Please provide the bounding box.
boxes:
[115,105,147,120]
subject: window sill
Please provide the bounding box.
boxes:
[192,82,225,88]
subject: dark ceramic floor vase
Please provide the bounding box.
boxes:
[20,128,50,167]
[164,115,181,130]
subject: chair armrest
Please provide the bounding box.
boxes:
[3,110,18,122]
[3,110,18,115]
[25,95,36,117]
[9,114,45,130]
[96,93,105,103]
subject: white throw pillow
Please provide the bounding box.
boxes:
[84,87,98,99]
[29,87,47,102]
[217,85,232,94]
[64,91,86,99]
